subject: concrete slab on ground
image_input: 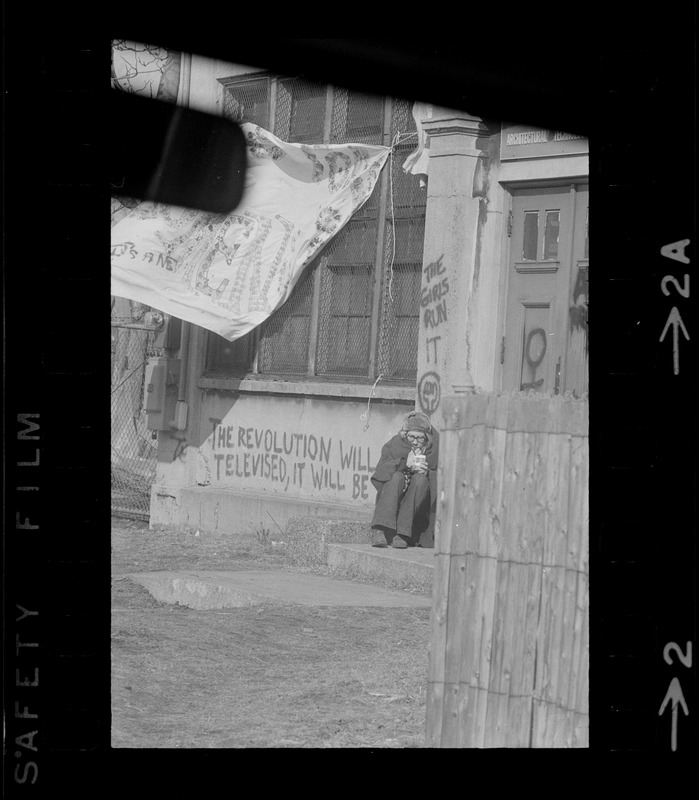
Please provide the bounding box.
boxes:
[325,543,435,593]
[128,569,432,610]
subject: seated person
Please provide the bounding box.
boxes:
[370,411,439,549]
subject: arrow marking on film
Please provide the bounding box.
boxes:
[658,677,689,752]
[659,307,690,375]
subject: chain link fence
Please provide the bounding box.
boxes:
[111,322,159,519]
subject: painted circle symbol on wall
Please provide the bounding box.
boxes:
[418,371,441,415]
[525,327,547,368]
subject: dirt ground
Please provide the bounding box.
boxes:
[111,517,432,748]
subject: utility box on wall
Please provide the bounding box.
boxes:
[143,357,180,431]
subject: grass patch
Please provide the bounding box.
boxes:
[111,518,431,748]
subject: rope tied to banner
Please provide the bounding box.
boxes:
[387,131,419,304]
[360,373,384,431]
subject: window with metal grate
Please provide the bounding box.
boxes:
[221,75,270,128]
[206,74,425,384]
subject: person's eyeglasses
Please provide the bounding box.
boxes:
[406,433,426,441]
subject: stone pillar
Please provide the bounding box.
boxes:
[415,109,491,427]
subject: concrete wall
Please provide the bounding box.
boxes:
[151,385,414,533]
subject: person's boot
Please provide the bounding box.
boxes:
[391,534,409,549]
[371,527,388,547]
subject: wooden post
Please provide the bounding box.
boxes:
[425,391,589,748]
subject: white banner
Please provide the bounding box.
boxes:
[111,124,389,341]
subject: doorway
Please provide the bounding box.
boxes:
[501,183,589,396]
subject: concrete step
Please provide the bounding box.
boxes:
[326,542,434,594]
[284,516,435,595]
[128,569,432,610]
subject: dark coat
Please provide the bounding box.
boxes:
[370,431,439,547]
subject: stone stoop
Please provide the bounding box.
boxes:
[285,516,435,595]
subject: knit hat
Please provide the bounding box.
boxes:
[401,411,432,435]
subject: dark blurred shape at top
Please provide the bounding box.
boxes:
[112,38,595,137]
[111,90,247,214]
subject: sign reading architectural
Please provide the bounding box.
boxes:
[501,123,588,160]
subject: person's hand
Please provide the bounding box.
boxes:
[407,452,427,473]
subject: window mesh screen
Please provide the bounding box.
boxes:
[312,91,386,377]
[377,217,424,379]
[210,78,426,382]
[391,98,416,139]
[316,220,377,376]
[222,77,270,128]
[331,88,385,145]
[257,260,318,374]
[275,78,326,143]
[207,331,255,373]
[377,100,425,380]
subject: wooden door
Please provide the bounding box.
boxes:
[502,184,589,396]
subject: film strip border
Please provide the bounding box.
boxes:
[2,25,696,794]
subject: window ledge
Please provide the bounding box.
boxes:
[198,373,416,401]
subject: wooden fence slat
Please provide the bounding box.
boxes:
[476,421,507,559]
[538,422,571,743]
[444,555,469,685]
[425,679,445,748]
[517,428,546,564]
[574,430,590,745]
[435,426,462,558]
[559,568,580,745]
[426,551,451,746]
[532,427,560,712]
[546,433,572,567]
[566,571,586,716]
[572,712,589,748]
[575,574,590,717]
[440,681,462,746]
[534,567,555,710]
[567,434,588,573]
[531,698,546,747]
[484,560,513,746]
[457,684,490,748]
[548,430,576,744]
[473,418,508,745]
[427,415,464,746]
[544,569,567,709]
[480,403,522,747]
[452,553,482,746]
[504,562,530,747]
[456,423,486,555]
[508,563,542,746]
[472,555,499,747]
[499,430,529,562]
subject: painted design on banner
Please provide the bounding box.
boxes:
[301,146,325,182]
[111,123,389,341]
[246,127,286,160]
